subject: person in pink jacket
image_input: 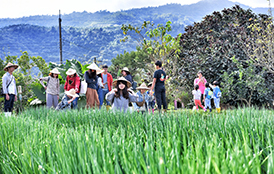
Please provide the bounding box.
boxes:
[194,71,207,104]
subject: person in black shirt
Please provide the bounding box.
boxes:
[121,67,133,84]
[150,61,167,112]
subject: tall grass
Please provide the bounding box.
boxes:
[0,108,273,173]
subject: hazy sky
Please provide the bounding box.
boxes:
[0,0,271,18]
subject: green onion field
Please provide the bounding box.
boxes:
[0,108,273,173]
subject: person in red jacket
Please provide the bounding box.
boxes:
[64,68,81,109]
[101,65,113,110]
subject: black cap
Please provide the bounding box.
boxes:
[102,65,108,68]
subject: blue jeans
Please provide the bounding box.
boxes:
[97,88,104,108]
[72,93,79,109]
[102,89,110,105]
[204,98,211,109]
[214,98,220,108]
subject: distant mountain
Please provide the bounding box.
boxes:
[0,0,269,65]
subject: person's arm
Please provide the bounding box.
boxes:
[39,77,48,89]
[150,78,156,92]
[64,76,68,91]
[2,75,8,94]
[75,76,81,92]
[110,74,113,89]
[85,71,93,84]
[105,89,116,102]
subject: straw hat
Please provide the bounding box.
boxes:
[4,62,19,71]
[50,68,60,74]
[113,77,132,88]
[136,82,150,90]
[65,89,79,98]
[96,69,104,75]
[66,68,76,75]
[121,67,130,74]
[87,63,100,71]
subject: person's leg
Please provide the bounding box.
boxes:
[98,88,103,108]
[86,88,92,109]
[53,95,58,109]
[8,94,15,114]
[46,93,53,109]
[155,88,162,110]
[200,94,204,105]
[161,88,167,110]
[197,100,206,111]
[194,100,199,110]
[94,89,100,109]
[103,89,110,106]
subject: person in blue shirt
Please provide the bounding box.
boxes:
[211,81,222,113]
[203,83,213,112]
[56,89,79,111]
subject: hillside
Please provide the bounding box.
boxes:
[0,0,269,65]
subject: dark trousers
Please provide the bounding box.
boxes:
[4,94,15,112]
[155,86,167,110]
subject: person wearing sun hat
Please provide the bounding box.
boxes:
[106,77,138,113]
[64,68,81,109]
[85,63,101,109]
[55,89,79,111]
[39,68,60,109]
[2,62,19,117]
[96,69,105,109]
[133,82,150,114]
[121,67,133,84]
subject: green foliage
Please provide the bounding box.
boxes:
[177,5,273,107]
[1,108,274,173]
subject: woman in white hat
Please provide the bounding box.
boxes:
[133,82,150,114]
[55,89,79,111]
[64,68,81,109]
[121,67,133,84]
[106,77,138,113]
[39,68,60,109]
[2,62,19,117]
[85,63,100,109]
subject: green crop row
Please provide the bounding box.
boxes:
[0,108,273,173]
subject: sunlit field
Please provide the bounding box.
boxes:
[0,108,273,173]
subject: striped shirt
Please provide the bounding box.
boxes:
[40,76,60,95]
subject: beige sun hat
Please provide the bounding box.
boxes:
[4,62,19,71]
[50,68,60,74]
[96,69,104,75]
[113,77,132,88]
[87,63,100,71]
[121,67,130,74]
[66,68,77,75]
[136,82,150,90]
[65,89,79,98]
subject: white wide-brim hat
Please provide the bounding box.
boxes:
[66,68,77,75]
[136,82,150,90]
[113,77,132,88]
[96,69,104,75]
[50,68,60,74]
[121,67,130,74]
[65,89,79,98]
[87,63,100,71]
[4,62,19,71]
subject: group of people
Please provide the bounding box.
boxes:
[2,61,221,116]
[192,71,222,113]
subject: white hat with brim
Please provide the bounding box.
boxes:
[4,62,19,71]
[121,67,130,74]
[65,89,79,98]
[96,69,104,75]
[136,82,150,90]
[113,77,132,88]
[66,68,77,75]
[87,63,100,71]
[50,68,60,74]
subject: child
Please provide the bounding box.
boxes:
[134,83,150,114]
[192,85,207,111]
[97,69,104,109]
[106,77,138,113]
[56,89,79,111]
[211,81,222,113]
[203,83,213,112]
[147,82,155,114]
